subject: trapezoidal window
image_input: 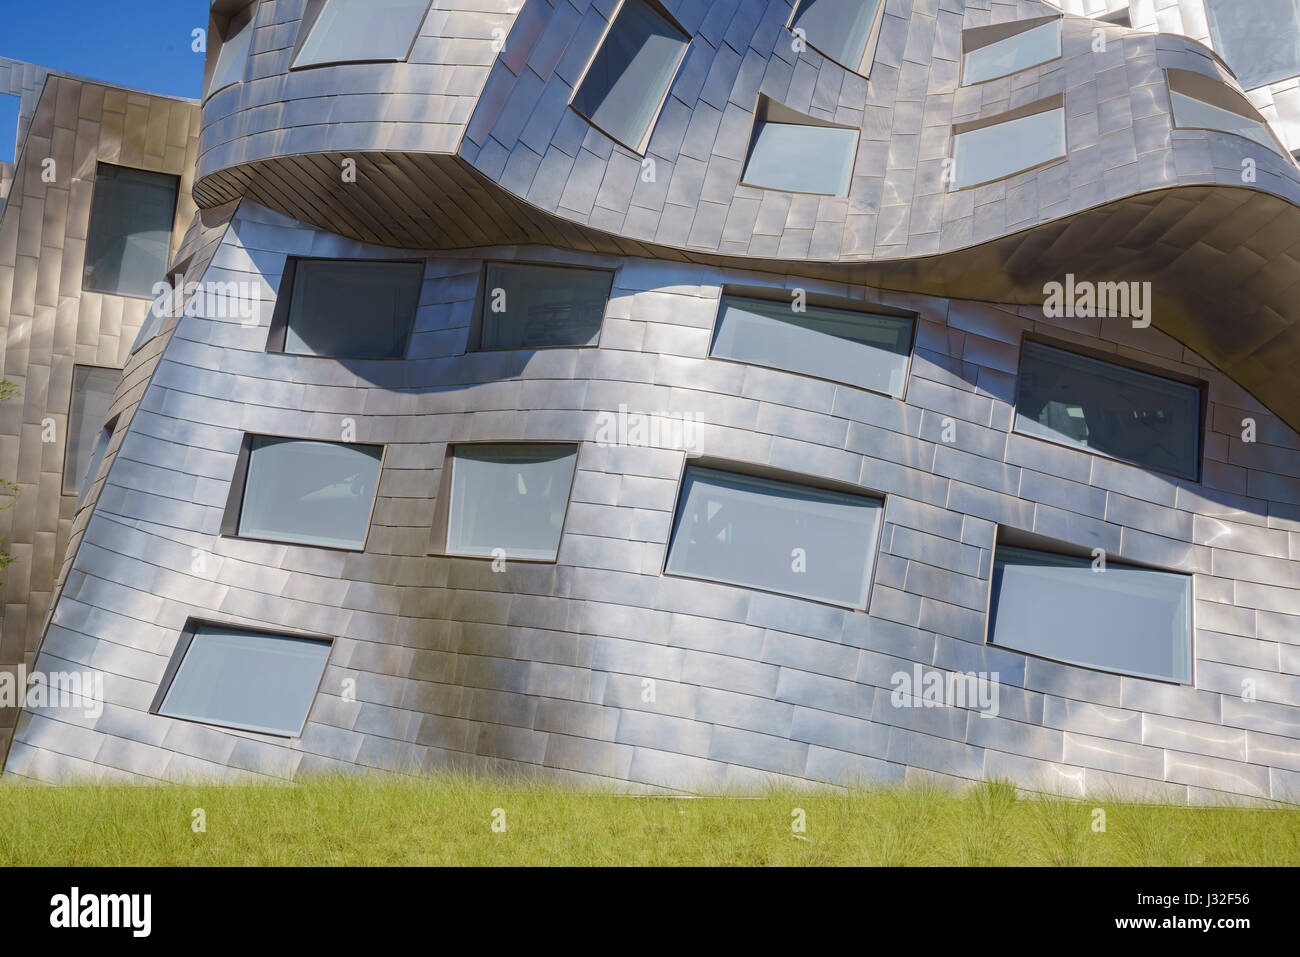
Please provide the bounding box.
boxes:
[292,0,432,68]
[961,16,1062,85]
[82,163,180,299]
[443,444,579,561]
[741,98,858,197]
[570,0,690,154]
[1206,0,1300,90]
[949,97,1065,190]
[1166,68,1286,155]
[225,436,384,550]
[474,262,612,350]
[989,546,1192,684]
[1014,341,1202,481]
[788,0,888,77]
[206,4,257,99]
[710,293,913,397]
[665,467,883,609]
[154,623,332,737]
[267,258,424,359]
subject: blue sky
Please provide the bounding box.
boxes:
[3,0,210,99]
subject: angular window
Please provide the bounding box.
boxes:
[950,98,1065,190]
[475,263,612,350]
[64,366,119,496]
[989,546,1193,684]
[228,437,383,549]
[962,17,1061,85]
[1015,341,1202,480]
[710,294,913,397]
[570,0,690,153]
[444,444,578,560]
[1206,0,1300,90]
[1167,68,1284,154]
[83,164,180,298]
[788,0,886,76]
[1098,7,1132,28]
[155,624,331,736]
[74,420,116,513]
[665,468,882,608]
[293,0,431,68]
[742,100,858,197]
[206,4,256,98]
[268,258,424,359]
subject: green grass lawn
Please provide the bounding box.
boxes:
[1,774,1296,866]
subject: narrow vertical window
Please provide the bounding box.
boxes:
[65,366,119,496]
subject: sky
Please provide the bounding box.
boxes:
[2,0,211,99]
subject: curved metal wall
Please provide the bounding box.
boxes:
[3,1,1300,801]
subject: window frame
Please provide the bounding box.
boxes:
[428,440,581,563]
[960,15,1062,87]
[567,0,692,155]
[265,256,426,360]
[983,528,1196,686]
[220,433,387,552]
[203,2,260,102]
[149,617,334,738]
[707,285,916,400]
[467,259,615,353]
[82,162,181,300]
[1012,334,1208,483]
[784,0,889,79]
[739,96,861,198]
[948,94,1066,191]
[660,457,887,611]
[289,0,435,71]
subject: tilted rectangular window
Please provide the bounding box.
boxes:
[157,625,331,736]
[65,365,119,495]
[74,422,115,513]
[446,445,578,560]
[665,468,882,608]
[710,295,912,397]
[293,0,431,68]
[951,105,1065,190]
[277,259,424,358]
[962,19,1061,85]
[570,0,690,152]
[83,164,179,298]
[742,121,858,197]
[1206,0,1300,90]
[1015,341,1201,479]
[207,5,256,97]
[235,437,383,549]
[1170,91,1281,153]
[990,547,1193,683]
[789,0,884,75]
[476,263,612,350]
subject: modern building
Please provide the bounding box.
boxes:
[2,0,1299,802]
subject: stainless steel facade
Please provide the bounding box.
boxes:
[2,0,1299,801]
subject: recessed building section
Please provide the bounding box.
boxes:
[741,98,858,197]
[949,97,1065,190]
[268,258,424,359]
[82,163,180,298]
[474,262,612,350]
[292,0,432,69]
[570,0,690,153]
[961,16,1062,85]
[153,624,332,737]
[788,0,887,76]
[205,3,256,98]
[710,292,913,397]
[1167,68,1286,154]
[989,546,1193,684]
[225,437,384,550]
[665,468,883,609]
[1206,0,1300,90]
[63,366,119,496]
[1015,340,1202,481]
[442,444,578,561]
